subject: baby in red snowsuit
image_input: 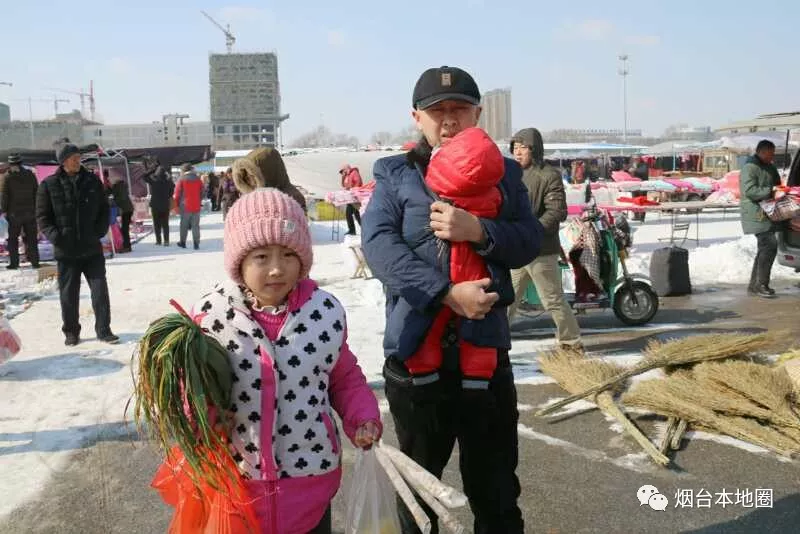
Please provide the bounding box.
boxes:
[404,127,505,384]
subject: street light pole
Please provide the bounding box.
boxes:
[618,54,630,146]
[27,97,35,148]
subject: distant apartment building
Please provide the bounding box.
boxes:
[661,124,713,141]
[715,112,800,136]
[0,103,9,124]
[0,119,84,151]
[83,114,213,149]
[546,128,645,143]
[209,52,289,150]
[478,88,512,141]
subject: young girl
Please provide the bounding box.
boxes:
[190,187,381,533]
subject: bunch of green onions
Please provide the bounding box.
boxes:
[131,305,237,487]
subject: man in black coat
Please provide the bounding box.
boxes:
[36,144,119,346]
[142,159,175,246]
[0,154,40,269]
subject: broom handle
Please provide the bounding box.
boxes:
[537,365,646,416]
[671,419,688,450]
[597,394,670,466]
[659,417,679,454]
[408,480,466,534]
[375,447,432,534]
[380,444,467,509]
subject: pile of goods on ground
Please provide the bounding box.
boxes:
[536,332,800,465]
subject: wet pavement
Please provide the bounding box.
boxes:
[2,283,800,534]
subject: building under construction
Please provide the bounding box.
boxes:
[209,52,288,150]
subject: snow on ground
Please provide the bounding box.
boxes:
[622,210,797,284]
[0,151,796,518]
[0,212,393,518]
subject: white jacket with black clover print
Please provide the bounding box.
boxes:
[191,278,381,482]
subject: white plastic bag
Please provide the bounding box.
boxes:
[346,448,402,534]
[0,317,22,365]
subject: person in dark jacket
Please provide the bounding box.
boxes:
[36,144,118,346]
[0,154,40,269]
[142,159,175,245]
[739,140,782,298]
[105,169,134,253]
[207,171,221,211]
[361,66,542,534]
[507,128,582,351]
[340,163,363,235]
[629,156,650,221]
[217,169,239,221]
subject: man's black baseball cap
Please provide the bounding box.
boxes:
[412,66,481,110]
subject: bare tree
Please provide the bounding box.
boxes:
[370,131,393,146]
[289,125,359,148]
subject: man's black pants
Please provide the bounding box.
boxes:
[120,211,133,250]
[345,204,361,234]
[749,230,778,288]
[383,351,524,534]
[7,218,39,267]
[151,209,170,244]
[58,254,112,338]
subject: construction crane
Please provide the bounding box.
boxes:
[49,96,70,116]
[43,81,95,120]
[12,96,71,117]
[201,10,236,53]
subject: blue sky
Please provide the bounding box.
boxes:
[0,0,796,142]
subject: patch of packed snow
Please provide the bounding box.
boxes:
[517,424,656,474]
[623,213,796,285]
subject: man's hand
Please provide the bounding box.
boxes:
[443,278,499,320]
[430,201,486,244]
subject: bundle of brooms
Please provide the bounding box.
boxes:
[623,360,800,458]
[538,350,669,466]
[128,300,238,489]
[536,332,774,417]
[536,332,797,465]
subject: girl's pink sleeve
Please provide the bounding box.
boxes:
[329,333,382,444]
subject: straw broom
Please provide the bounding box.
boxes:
[694,418,800,457]
[775,348,800,365]
[538,350,670,466]
[631,370,800,436]
[623,378,799,457]
[781,358,800,396]
[537,332,773,417]
[693,361,800,431]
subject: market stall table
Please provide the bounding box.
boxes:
[597,202,740,245]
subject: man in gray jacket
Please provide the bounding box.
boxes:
[507,128,583,351]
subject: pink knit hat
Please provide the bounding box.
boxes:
[224,188,313,284]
